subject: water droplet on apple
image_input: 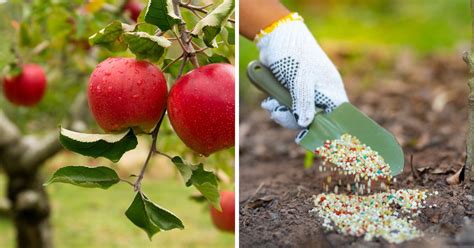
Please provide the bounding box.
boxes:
[107,86,113,92]
[132,94,139,99]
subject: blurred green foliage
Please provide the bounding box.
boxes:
[0,0,120,131]
[240,0,470,107]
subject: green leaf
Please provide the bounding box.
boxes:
[207,54,230,64]
[124,32,171,62]
[136,22,159,35]
[89,21,133,52]
[144,0,181,32]
[44,166,119,189]
[4,61,23,78]
[188,165,221,210]
[59,127,137,163]
[171,156,193,183]
[171,157,221,210]
[171,156,221,210]
[226,26,235,45]
[125,193,184,239]
[191,0,235,47]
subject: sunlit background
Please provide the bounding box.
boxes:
[240,0,470,110]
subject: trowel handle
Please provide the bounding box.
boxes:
[247,61,293,108]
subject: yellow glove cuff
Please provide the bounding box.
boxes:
[254,12,304,42]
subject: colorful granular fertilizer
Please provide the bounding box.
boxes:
[311,190,438,244]
[315,134,392,182]
[311,134,437,243]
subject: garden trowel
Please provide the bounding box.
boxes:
[247,61,404,176]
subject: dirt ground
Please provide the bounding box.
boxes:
[239,50,474,248]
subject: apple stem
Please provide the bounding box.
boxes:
[162,53,185,72]
[156,150,173,160]
[177,56,188,78]
[120,178,135,187]
[10,45,24,67]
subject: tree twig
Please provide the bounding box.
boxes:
[156,150,173,160]
[133,111,167,192]
[120,178,135,187]
[172,0,199,68]
[177,56,188,78]
[161,53,185,72]
[179,2,235,23]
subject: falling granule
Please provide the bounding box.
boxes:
[315,134,392,181]
[311,189,430,244]
[311,134,436,243]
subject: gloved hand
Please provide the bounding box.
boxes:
[256,13,349,141]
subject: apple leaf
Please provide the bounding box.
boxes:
[144,0,181,32]
[171,157,221,211]
[59,127,137,163]
[89,21,133,52]
[207,54,230,64]
[136,22,159,35]
[191,0,235,47]
[171,156,193,183]
[226,26,235,45]
[125,193,184,239]
[124,32,171,62]
[187,164,221,210]
[44,166,119,189]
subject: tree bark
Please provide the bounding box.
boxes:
[466,0,474,182]
[0,93,88,247]
[0,119,54,248]
[7,170,52,248]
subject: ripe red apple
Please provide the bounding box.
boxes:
[124,0,143,22]
[2,64,47,107]
[88,57,167,133]
[167,63,235,156]
[210,191,235,233]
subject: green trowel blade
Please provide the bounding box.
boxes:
[247,61,404,176]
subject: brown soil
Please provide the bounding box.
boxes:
[239,51,474,248]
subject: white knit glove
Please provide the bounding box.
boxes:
[257,15,349,135]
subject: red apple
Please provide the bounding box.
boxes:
[2,64,47,107]
[210,191,235,233]
[88,57,167,133]
[124,0,143,22]
[167,63,235,156]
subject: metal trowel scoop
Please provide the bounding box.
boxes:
[247,61,404,176]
